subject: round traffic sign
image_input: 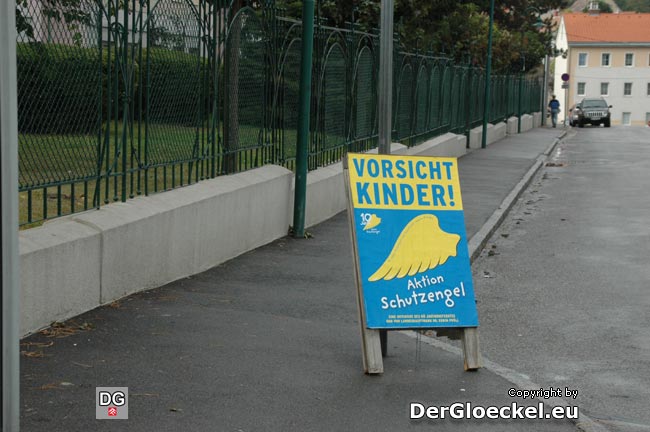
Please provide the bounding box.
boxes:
[561,73,570,82]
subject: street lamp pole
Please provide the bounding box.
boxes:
[378,0,394,155]
[377,0,395,359]
[481,0,495,149]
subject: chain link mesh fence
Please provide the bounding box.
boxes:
[16,0,542,226]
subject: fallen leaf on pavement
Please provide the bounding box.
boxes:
[40,320,94,338]
[21,341,54,349]
[21,351,44,358]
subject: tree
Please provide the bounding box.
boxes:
[275,0,568,73]
[616,0,650,12]
[16,0,93,44]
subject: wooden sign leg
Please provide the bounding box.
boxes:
[461,327,482,371]
[360,327,384,374]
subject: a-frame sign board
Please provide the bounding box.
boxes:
[343,153,482,374]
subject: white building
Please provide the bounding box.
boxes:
[554,10,650,126]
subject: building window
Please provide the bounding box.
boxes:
[600,82,609,96]
[625,53,634,67]
[578,52,588,67]
[624,82,633,96]
[577,82,586,96]
[601,53,611,66]
[647,82,650,96]
[622,112,631,126]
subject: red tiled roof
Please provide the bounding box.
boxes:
[563,13,650,43]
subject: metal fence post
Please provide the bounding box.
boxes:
[481,0,495,149]
[518,74,523,133]
[1,0,21,430]
[542,55,549,125]
[292,0,315,238]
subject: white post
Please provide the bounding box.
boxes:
[1,0,21,430]
[564,84,569,128]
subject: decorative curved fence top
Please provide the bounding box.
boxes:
[15,0,542,226]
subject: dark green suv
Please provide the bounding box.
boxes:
[576,98,612,128]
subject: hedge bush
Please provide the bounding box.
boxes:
[18,42,101,134]
[17,42,210,134]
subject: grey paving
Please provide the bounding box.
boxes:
[20,126,578,432]
[460,127,558,237]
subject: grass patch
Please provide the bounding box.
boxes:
[18,121,303,227]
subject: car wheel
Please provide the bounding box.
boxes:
[604,119,611,128]
[578,120,584,128]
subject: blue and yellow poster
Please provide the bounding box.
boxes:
[347,153,479,329]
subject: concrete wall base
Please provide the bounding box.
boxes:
[469,126,482,149]
[521,114,534,132]
[507,117,519,134]
[469,122,506,149]
[507,113,539,134]
[20,220,102,337]
[488,122,507,143]
[406,132,466,157]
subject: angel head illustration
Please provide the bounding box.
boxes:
[368,214,460,282]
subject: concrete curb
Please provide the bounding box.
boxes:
[403,129,610,432]
[466,157,542,262]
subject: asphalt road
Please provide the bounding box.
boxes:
[472,126,650,432]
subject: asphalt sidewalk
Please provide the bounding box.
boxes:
[20,126,578,432]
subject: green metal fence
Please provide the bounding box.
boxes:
[16,0,542,226]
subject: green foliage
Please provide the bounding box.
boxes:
[16,0,93,44]
[276,0,568,73]
[17,42,100,134]
[277,0,380,30]
[616,0,650,12]
[17,42,206,134]
[146,48,204,127]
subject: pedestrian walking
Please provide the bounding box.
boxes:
[548,95,561,128]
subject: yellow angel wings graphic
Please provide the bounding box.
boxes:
[368,214,460,282]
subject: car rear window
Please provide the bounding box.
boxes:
[582,100,607,108]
